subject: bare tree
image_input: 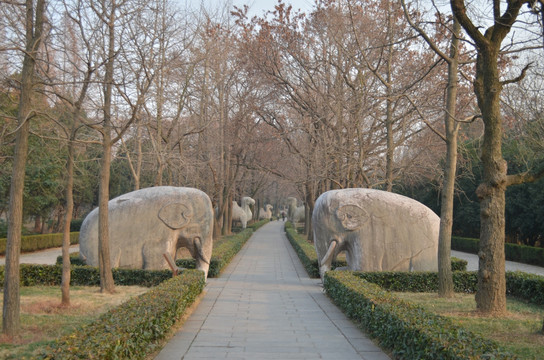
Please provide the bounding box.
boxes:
[2,0,46,337]
[86,0,146,293]
[401,0,478,297]
[450,0,544,314]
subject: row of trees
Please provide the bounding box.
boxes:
[1,0,542,336]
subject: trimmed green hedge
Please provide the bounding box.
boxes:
[286,223,467,278]
[324,271,517,360]
[0,263,173,287]
[506,271,544,306]
[356,271,478,294]
[451,257,467,271]
[356,270,544,306]
[42,270,205,360]
[56,253,85,266]
[285,223,321,278]
[0,232,79,256]
[452,236,544,267]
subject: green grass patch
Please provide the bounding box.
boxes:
[394,292,544,359]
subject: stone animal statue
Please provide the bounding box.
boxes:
[231,196,255,229]
[242,196,255,221]
[231,200,248,229]
[312,188,439,280]
[259,204,273,219]
[79,186,214,279]
[287,197,305,223]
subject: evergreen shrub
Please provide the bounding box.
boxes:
[0,264,172,287]
[0,232,79,255]
[506,271,544,306]
[42,270,205,360]
[324,271,518,360]
[357,271,543,306]
[55,252,85,266]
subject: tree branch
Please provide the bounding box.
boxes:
[501,62,532,86]
[506,166,544,187]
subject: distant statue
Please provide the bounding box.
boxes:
[287,197,305,223]
[232,196,255,228]
[259,204,273,220]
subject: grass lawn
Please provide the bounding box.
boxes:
[0,285,148,359]
[394,292,544,359]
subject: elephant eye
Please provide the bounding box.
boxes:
[346,214,352,219]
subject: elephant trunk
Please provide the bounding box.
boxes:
[319,238,339,280]
[194,236,210,265]
[194,236,211,280]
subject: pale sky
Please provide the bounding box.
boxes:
[182,0,316,17]
[232,0,315,15]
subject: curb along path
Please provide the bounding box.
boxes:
[155,221,391,360]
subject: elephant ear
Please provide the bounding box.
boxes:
[336,204,368,231]
[158,203,194,230]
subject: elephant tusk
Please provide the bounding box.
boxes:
[320,238,338,267]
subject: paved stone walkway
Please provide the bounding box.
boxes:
[0,244,79,265]
[451,250,544,276]
[155,221,391,360]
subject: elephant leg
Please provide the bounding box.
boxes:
[319,238,339,279]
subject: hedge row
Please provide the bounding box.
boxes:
[452,236,544,267]
[355,270,544,307]
[286,222,467,278]
[505,271,544,306]
[285,223,321,278]
[42,270,205,360]
[356,271,478,294]
[324,271,517,360]
[354,271,544,305]
[0,263,173,288]
[0,232,79,256]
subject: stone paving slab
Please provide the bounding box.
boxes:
[155,221,391,360]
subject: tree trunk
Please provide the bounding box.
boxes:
[98,6,117,294]
[3,0,46,338]
[384,5,394,192]
[98,136,115,293]
[61,140,74,306]
[438,18,461,298]
[304,182,315,241]
[474,47,507,315]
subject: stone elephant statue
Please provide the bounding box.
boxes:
[312,188,439,280]
[79,186,214,279]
